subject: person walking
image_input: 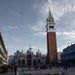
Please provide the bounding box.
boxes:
[14,66,17,75]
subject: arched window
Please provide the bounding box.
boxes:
[22,60,25,65]
[18,60,20,65]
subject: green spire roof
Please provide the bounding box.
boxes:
[48,7,54,19]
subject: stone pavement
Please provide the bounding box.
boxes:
[0,72,15,75]
[17,67,75,75]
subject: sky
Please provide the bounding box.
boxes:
[0,0,75,55]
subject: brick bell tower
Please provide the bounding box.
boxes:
[46,8,58,65]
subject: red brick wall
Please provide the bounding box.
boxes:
[47,32,57,62]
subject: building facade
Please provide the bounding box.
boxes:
[46,8,57,65]
[61,44,75,66]
[0,32,7,65]
[8,48,46,69]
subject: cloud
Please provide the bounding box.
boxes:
[31,21,45,32]
[31,45,46,54]
[2,0,75,55]
[33,0,75,20]
[56,11,75,32]
[8,25,19,30]
[32,0,75,35]
[3,25,19,31]
[57,32,75,36]
[9,10,24,17]
[57,32,75,41]
[22,45,46,54]
[33,32,46,37]
[32,0,75,34]
[31,0,75,52]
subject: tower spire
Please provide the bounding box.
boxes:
[46,7,57,65]
[48,7,54,19]
[29,44,32,50]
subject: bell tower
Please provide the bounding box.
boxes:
[46,8,57,65]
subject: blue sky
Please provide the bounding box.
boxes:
[0,0,75,55]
